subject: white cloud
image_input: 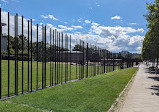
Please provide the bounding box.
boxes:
[91,22,100,27]
[57,25,83,31]
[1,0,7,3]
[71,25,83,29]
[58,25,74,31]
[95,2,100,7]
[0,4,1,6]
[111,16,121,20]
[85,20,91,24]
[41,14,58,21]
[90,25,144,35]
[129,23,137,25]
[129,35,144,45]
[58,25,67,29]
[88,22,145,53]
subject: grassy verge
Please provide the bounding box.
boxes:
[1,67,139,112]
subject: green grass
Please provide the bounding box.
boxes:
[1,60,118,97]
[0,101,43,112]
[1,67,139,112]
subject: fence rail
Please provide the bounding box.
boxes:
[0,8,134,99]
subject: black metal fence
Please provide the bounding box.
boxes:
[0,9,134,99]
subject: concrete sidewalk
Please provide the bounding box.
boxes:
[119,64,159,112]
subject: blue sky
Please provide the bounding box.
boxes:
[0,0,154,53]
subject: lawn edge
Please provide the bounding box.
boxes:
[107,67,139,112]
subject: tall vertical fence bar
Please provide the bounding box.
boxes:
[0,8,135,99]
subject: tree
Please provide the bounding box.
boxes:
[142,0,159,64]
[125,53,132,60]
[72,44,83,51]
[117,52,123,59]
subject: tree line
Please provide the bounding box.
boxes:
[2,35,68,61]
[142,0,159,63]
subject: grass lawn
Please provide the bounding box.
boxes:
[0,101,43,112]
[1,60,118,97]
[0,67,139,112]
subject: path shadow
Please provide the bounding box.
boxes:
[148,76,159,81]
[148,85,159,96]
[147,76,159,96]
[144,67,157,74]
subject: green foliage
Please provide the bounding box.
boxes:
[117,52,123,59]
[72,44,83,51]
[125,52,132,60]
[142,0,159,61]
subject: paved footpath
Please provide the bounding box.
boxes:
[119,64,159,112]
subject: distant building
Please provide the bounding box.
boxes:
[101,59,122,65]
[56,51,86,64]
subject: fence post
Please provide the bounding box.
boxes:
[79,40,81,79]
[82,41,84,78]
[104,49,106,73]
[27,20,30,92]
[65,34,68,82]
[113,53,115,71]
[44,26,46,87]
[67,35,69,82]
[52,30,55,86]
[0,8,2,99]
[59,33,61,83]
[42,24,44,89]
[8,12,10,97]
[76,39,77,79]
[15,13,18,95]
[22,16,24,94]
[31,19,33,92]
[70,35,71,81]
[57,31,59,84]
[36,24,38,89]
[86,43,88,78]
[61,33,63,84]
[50,28,52,86]
[55,29,57,85]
